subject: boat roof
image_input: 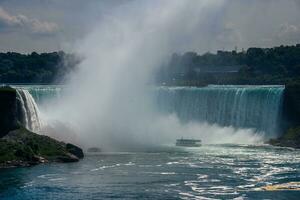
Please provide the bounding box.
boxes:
[176,139,201,142]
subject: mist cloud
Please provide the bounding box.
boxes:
[39,0,263,151]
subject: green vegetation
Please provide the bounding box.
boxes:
[0,127,83,167]
[158,44,300,86]
[269,127,300,148]
[0,51,79,84]
[282,127,300,141]
[1,44,299,85]
[0,87,84,167]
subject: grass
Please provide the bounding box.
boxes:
[0,127,72,164]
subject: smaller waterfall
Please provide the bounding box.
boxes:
[16,89,43,132]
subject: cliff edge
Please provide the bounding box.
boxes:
[0,86,84,168]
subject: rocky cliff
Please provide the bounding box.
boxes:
[0,128,84,168]
[282,83,300,129]
[0,87,20,137]
[0,86,84,168]
[269,83,300,148]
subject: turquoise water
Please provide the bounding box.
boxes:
[2,85,297,199]
[11,85,62,105]
[155,85,284,137]
[1,144,300,200]
[12,84,285,137]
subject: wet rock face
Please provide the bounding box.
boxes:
[260,84,300,148]
[0,87,19,137]
[282,84,300,131]
[268,126,300,149]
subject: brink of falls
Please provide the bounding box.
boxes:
[155,85,285,138]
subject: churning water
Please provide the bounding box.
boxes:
[1,145,300,200]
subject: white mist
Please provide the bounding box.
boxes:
[42,0,262,151]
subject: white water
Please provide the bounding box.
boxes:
[155,85,284,137]
[16,89,43,132]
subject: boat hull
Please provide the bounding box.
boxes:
[176,138,202,147]
[176,144,201,147]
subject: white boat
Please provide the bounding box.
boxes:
[176,138,201,147]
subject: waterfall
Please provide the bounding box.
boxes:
[12,85,285,138]
[16,89,43,132]
[155,85,285,137]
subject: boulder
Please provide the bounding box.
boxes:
[66,143,84,159]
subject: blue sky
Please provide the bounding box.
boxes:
[0,0,299,53]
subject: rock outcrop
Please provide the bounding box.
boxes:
[66,143,84,159]
[0,87,20,137]
[0,127,84,168]
[0,86,84,168]
[268,83,300,149]
[282,83,300,131]
[269,127,300,149]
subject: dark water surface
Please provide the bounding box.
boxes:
[1,144,300,200]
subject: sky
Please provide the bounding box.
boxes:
[0,0,299,53]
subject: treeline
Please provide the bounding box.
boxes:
[157,44,300,86]
[1,44,300,85]
[0,51,80,84]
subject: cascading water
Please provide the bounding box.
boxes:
[155,85,285,137]
[16,88,43,132]
[14,85,285,139]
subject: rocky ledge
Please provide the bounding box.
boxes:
[0,127,84,168]
[0,86,84,168]
[268,127,300,149]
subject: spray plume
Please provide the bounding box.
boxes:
[43,0,262,151]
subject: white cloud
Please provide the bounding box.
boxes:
[270,23,300,46]
[276,23,300,38]
[0,7,58,35]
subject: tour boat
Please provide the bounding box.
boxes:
[176,138,202,147]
